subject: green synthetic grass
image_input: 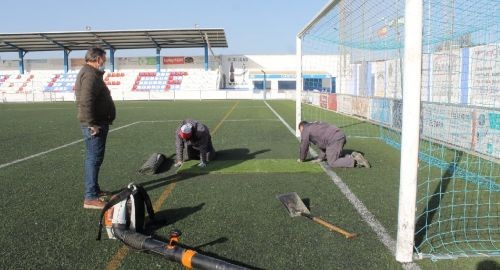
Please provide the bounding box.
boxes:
[0,100,497,270]
[177,159,323,174]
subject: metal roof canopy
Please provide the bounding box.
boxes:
[0,28,228,52]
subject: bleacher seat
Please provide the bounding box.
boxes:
[132,71,185,91]
[44,72,77,92]
[0,75,10,87]
[0,73,40,93]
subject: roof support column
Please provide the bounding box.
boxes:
[204,43,209,71]
[156,48,161,73]
[63,49,70,74]
[18,50,26,74]
[109,48,115,72]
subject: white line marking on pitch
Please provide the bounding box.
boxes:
[264,101,421,270]
[1,121,144,170]
[0,118,280,170]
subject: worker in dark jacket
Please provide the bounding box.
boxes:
[175,119,215,168]
[75,47,116,209]
[297,121,370,168]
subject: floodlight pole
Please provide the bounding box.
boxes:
[396,0,423,263]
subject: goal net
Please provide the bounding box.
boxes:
[298,0,499,261]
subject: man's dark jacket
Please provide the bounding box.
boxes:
[175,119,213,163]
[299,121,344,161]
[75,64,116,126]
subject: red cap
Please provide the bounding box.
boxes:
[179,123,193,139]
[178,131,192,140]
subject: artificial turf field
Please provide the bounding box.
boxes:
[0,100,498,270]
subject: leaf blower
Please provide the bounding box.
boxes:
[97,183,247,270]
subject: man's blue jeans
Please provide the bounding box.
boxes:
[81,125,109,200]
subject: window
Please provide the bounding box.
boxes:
[278,81,296,90]
[253,80,271,90]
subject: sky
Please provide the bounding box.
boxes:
[0,0,327,59]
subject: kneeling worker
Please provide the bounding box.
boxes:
[175,119,216,168]
[297,121,370,168]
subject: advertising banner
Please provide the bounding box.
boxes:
[421,103,474,150]
[337,95,353,115]
[163,57,185,65]
[373,61,386,97]
[473,109,500,158]
[221,55,250,89]
[352,96,369,118]
[391,99,403,130]
[370,98,391,126]
[327,94,337,111]
[469,45,500,107]
[320,94,328,109]
[431,50,461,103]
[70,59,86,69]
[386,59,402,99]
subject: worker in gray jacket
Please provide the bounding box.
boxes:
[297,121,370,168]
[175,119,216,168]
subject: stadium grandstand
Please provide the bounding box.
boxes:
[0,29,333,102]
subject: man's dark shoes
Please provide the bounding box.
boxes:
[351,151,371,168]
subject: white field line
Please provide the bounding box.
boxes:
[264,101,420,270]
[0,121,141,170]
[0,118,281,170]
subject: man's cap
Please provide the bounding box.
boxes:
[179,123,193,139]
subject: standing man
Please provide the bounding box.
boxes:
[297,121,370,168]
[75,47,116,209]
[175,119,215,168]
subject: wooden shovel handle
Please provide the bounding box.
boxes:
[304,214,357,239]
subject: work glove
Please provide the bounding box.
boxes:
[198,162,207,168]
[174,161,183,167]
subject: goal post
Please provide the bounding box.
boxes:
[395,0,423,262]
[297,0,499,262]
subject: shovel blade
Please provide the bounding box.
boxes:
[276,192,311,217]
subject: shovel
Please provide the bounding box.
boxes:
[276,192,357,239]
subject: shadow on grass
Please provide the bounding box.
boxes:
[144,203,263,270]
[476,260,499,270]
[156,154,175,174]
[131,149,268,269]
[341,149,365,156]
[145,203,205,233]
[414,151,463,249]
[151,234,264,270]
